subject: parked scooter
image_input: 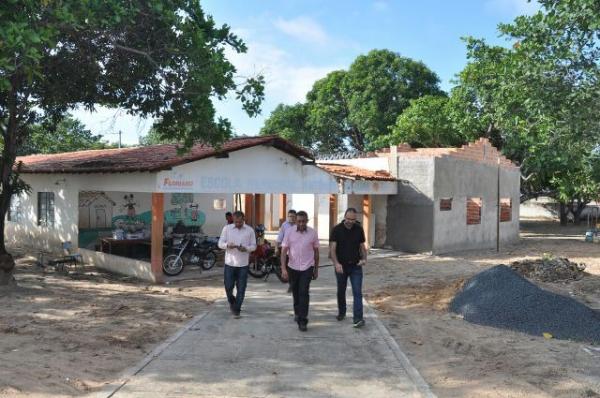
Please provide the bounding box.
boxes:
[162,234,219,276]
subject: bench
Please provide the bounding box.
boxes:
[48,242,83,272]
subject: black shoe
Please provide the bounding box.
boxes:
[298,323,307,332]
[233,310,241,318]
[336,314,345,321]
[353,319,365,328]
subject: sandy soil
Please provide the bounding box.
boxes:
[364,220,600,398]
[0,260,223,398]
[2,220,600,397]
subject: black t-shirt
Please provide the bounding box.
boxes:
[330,223,365,265]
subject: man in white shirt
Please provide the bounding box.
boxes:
[218,211,256,318]
[276,209,297,248]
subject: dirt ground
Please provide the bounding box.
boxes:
[0,260,223,398]
[364,220,600,398]
[1,219,600,397]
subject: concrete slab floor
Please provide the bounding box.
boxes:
[96,263,434,398]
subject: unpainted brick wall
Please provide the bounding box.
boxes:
[467,197,482,225]
[500,198,512,222]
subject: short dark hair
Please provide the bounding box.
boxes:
[225,212,233,217]
[288,209,297,215]
[233,211,244,219]
[345,208,358,216]
[296,210,308,219]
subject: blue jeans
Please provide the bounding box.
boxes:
[224,265,249,312]
[336,264,363,322]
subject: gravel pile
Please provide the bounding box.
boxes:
[510,257,586,282]
[450,265,600,344]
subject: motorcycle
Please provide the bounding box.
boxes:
[162,234,219,276]
[248,224,285,282]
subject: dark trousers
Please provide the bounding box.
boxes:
[224,264,249,312]
[336,264,363,322]
[288,266,314,325]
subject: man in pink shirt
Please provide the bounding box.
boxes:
[281,210,320,332]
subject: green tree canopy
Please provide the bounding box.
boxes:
[259,103,321,149]
[261,49,442,153]
[0,0,264,283]
[385,95,473,148]
[451,0,600,218]
[18,116,113,155]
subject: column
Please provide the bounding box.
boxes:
[151,192,165,284]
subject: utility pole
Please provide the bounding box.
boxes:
[497,157,501,252]
[118,130,122,148]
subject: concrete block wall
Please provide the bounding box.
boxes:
[385,157,435,252]
[432,154,520,254]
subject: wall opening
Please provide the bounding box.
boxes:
[467,197,482,225]
[440,198,453,211]
[500,198,512,222]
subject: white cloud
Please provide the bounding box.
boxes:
[274,16,330,46]
[485,0,540,17]
[213,29,342,135]
[226,36,340,104]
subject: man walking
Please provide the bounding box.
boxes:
[276,209,297,247]
[277,209,296,293]
[280,211,319,331]
[330,208,367,328]
[218,211,256,318]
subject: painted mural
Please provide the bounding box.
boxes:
[78,191,206,250]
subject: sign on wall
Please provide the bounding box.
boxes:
[156,169,340,194]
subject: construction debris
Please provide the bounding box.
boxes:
[510,256,586,282]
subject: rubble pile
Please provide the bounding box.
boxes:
[510,257,586,282]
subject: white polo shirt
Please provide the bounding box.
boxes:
[218,223,257,267]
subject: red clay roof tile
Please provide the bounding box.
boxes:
[317,163,396,181]
[16,135,313,174]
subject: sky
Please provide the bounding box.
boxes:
[72,0,539,146]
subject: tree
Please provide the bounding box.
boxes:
[451,0,600,223]
[139,126,178,146]
[262,50,443,153]
[385,95,473,148]
[0,1,264,284]
[18,116,113,155]
[259,103,324,149]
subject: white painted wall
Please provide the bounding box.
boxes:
[315,194,331,240]
[290,194,316,230]
[5,172,238,254]
[159,146,340,194]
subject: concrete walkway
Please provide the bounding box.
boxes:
[99,263,433,398]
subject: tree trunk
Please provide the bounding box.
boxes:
[0,254,16,287]
[0,186,16,286]
[0,76,20,286]
[573,200,588,225]
[0,214,15,286]
[559,203,567,225]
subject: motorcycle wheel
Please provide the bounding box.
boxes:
[201,251,217,270]
[248,258,268,278]
[163,254,184,276]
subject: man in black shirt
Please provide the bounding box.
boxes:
[329,208,367,328]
